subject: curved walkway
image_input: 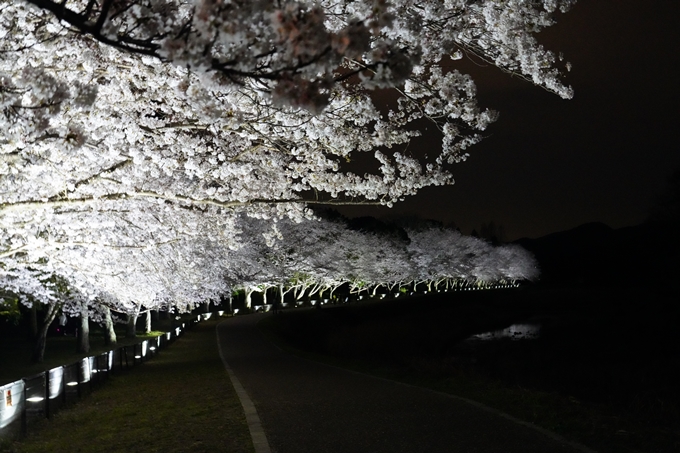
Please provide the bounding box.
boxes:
[217,314,594,453]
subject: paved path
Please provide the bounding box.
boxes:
[217,313,593,453]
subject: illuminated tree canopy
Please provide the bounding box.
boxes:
[1,0,569,334]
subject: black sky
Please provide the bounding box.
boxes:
[338,0,680,240]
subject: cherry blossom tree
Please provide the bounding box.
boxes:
[2,0,567,342]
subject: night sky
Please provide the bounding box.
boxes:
[338,0,680,241]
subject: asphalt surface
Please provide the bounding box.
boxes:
[217,313,592,453]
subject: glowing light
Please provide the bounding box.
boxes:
[26,397,44,403]
[1,380,24,429]
[49,367,64,399]
[150,346,156,351]
[81,358,92,383]
[135,355,141,359]
[67,382,78,387]
[204,313,212,320]
[233,309,240,314]
[218,310,224,316]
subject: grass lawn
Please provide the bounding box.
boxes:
[258,287,680,453]
[2,318,254,453]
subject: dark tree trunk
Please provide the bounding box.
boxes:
[126,312,138,338]
[29,304,38,339]
[31,304,60,363]
[77,306,90,353]
[103,306,117,346]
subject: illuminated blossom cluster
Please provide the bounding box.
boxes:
[1,0,569,318]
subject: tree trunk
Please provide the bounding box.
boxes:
[145,310,151,334]
[31,304,60,363]
[29,304,38,339]
[245,288,253,308]
[228,294,233,312]
[279,284,285,304]
[77,306,90,354]
[204,301,210,313]
[262,288,267,305]
[126,312,138,338]
[103,306,117,346]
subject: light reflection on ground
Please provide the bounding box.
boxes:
[468,323,541,341]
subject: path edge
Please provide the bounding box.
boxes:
[216,320,272,453]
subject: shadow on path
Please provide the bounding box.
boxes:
[217,314,594,453]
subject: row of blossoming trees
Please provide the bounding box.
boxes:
[1,0,571,360]
[231,215,538,309]
[2,210,539,361]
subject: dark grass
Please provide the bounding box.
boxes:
[2,318,253,453]
[259,287,680,453]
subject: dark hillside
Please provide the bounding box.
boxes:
[515,221,679,289]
